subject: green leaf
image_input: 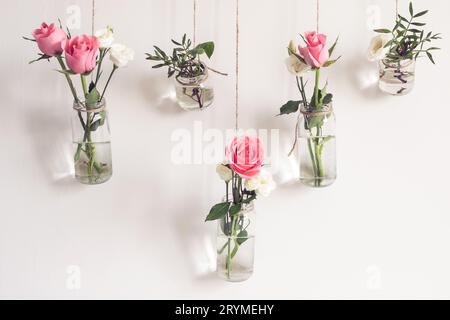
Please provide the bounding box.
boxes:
[409,2,414,16]
[22,36,36,42]
[414,10,428,18]
[304,114,324,130]
[56,69,76,76]
[171,39,182,46]
[374,29,391,34]
[30,54,53,64]
[229,204,242,216]
[322,93,333,105]
[411,22,426,26]
[279,100,301,116]
[85,86,100,108]
[195,42,215,59]
[152,63,166,69]
[236,230,249,246]
[182,34,187,45]
[426,52,435,64]
[328,36,339,57]
[205,202,230,222]
[322,56,341,68]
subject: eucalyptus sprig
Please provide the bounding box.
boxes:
[145,34,215,78]
[374,1,441,64]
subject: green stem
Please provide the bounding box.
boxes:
[307,132,318,178]
[100,66,118,101]
[314,68,320,109]
[81,75,88,97]
[56,55,79,102]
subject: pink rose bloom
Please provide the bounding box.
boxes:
[299,31,329,68]
[32,23,67,56]
[226,136,264,179]
[63,35,99,74]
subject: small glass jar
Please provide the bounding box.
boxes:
[175,63,214,111]
[71,99,112,185]
[378,58,416,96]
[298,103,337,188]
[217,201,255,282]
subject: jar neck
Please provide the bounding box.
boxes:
[381,58,415,68]
[176,63,208,85]
[73,99,106,112]
[300,103,333,115]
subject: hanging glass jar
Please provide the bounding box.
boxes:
[217,200,255,282]
[378,58,416,96]
[71,99,113,185]
[298,103,336,188]
[175,62,214,111]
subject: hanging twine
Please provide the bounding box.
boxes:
[193,0,197,46]
[396,0,399,18]
[316,0,320,33]
[235,0,240,131]
[91,0,96,36]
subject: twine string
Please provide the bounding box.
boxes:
[193,0,197,46]
[316,0,319,33]
[91,0,95,36]
[235,0,240,131]
[396,0,399,18]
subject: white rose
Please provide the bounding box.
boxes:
[255,170,276,197]
[244,177,260,192]
[109,44,135,68]
[285,41,310,76]
[288,40,297,55]
[367,34,392,62]
[216,164,232,182]
[285,55,310,76]
[95,26,114,48]
[244,170,276,197]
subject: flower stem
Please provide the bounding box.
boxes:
[100,66,118,101]
[314,68,320,109]
[56,55,79,102]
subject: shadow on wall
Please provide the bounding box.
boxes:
[345,54,387,101]
[138,74,184,115]
[23,101,82,190]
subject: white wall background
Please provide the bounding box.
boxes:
[1,0,449,299]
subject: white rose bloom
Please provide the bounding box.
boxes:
[244,170,276,197]
[109,44,135,68]
[367,34,392,62]
[288,40,297,55]
[285,40,310,76]
[244,177,260,192]
[255,170,276,197]
[95,27,114,48]
[216,164,232,182]
[285,55,310,76]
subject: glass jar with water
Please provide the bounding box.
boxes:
[72,99,112,185]
[378,58,416,96]
[217,200,255,282]
[297,103,336,188]
[175,62,214,111]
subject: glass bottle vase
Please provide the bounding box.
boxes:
[378,58,416,96]
[71,99,112,185]
[298,104,337,188]
[217,201,255,282]
[175,65,214,111]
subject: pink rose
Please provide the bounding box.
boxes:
[63,35,99,74]
[299,31,329,68]
[226,136,264,180]
[32,23,67,56]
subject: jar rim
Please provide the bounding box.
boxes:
[176,62,208,85]
[381,58,415,67]
[73,98,106,112]
[300,103,333,115]
[222,196,255,213]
